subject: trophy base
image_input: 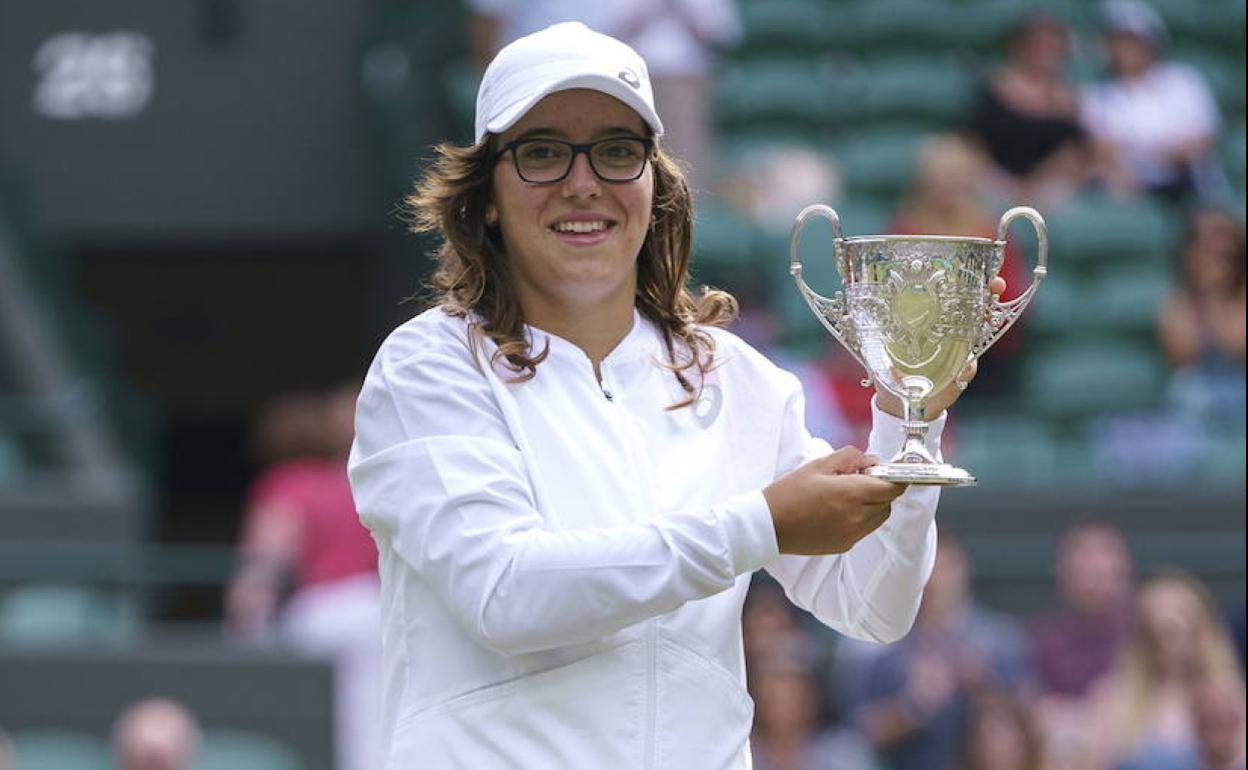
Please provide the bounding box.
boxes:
[864,463,977,486]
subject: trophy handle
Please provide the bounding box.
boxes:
[972,206,1048,358]
[790,205,870,373]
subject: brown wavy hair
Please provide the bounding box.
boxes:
[406,134,737,408]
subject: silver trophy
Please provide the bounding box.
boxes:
[789,205,1048,485]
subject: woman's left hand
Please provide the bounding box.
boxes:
[875,275,1007,420]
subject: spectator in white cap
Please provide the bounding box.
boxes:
[349,22,1002,769]
[1081,0,1225,202]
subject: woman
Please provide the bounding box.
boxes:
[349,22,997,769]
[967,12,1087,209]
[1158,207,1246,423]
[1086,572,1244,770]
[1080,0,1223,202]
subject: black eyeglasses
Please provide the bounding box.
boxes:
[497,136,654,184]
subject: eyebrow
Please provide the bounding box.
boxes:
[512,125,646,142]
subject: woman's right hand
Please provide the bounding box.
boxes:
[762,447,907,555]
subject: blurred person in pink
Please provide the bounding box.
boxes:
[0,728,11,770]
[967,12,1088,210]
[112,698,200,770]
[855,533,1030,770]
[750,655,880,770]
[1158,208,1246,422]
[1085,571,1243,770]
[1187,676,1247,770]
[1029,522,1134,769]
[1080,0,1223,202]
[225,383,379,770]
[1031,522,1134,699]
[960,688,1046,770]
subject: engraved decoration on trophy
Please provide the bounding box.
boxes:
[789,206,1048,485]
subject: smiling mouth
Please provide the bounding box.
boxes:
[551,220,614,234]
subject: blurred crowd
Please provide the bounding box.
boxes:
[743,524,1246,770]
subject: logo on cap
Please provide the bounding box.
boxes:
[618,68,640,89]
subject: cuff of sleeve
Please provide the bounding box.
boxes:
[718,490,780,575]
[867,395,947,460]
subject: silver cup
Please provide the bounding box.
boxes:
[789,205,1048,485]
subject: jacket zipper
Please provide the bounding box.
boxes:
[642,619,657,769]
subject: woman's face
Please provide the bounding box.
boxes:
[1106,32,1154,78]
[490,89,654,318]
[1139,581,1203,669]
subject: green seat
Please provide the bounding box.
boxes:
[950,414,1064,488]
[834,129,927,199]
[0,584,137,646]
[11,729,110,770]
[1023,339,1167,420]
[716,60,837,133]
[196,730,304,770]
[854,56,973,126]
[737,0,829,56]
[692,200,760,286]
[1086,264,1174,336]
[1047,195,1178,271]
[1028,272,1082,337]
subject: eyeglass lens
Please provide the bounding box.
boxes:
[512,138,648,183]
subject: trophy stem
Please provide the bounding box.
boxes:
[898,399,938,466]
[863,395,977,486]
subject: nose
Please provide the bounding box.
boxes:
[560,151,600,198]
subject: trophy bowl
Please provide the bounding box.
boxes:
[790,205,1048,485]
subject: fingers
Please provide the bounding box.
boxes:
[819,446,875,475]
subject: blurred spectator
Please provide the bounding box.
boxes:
[0,728,10,770]
[1158,207,1246,422]
[112,698,200,770]
[967,12,1087,210]
[751,656,881,770]
[1231,598,1246,674]
[224,382,379,770]
[1188,676,1248,770]
[856,533,1030,770]
[960,688,1045,770]
[468,2,740,192]
[890,134,1024,397]
[1080,0,1223,202]
[1029,522,1134,770]
[1086,571,1244,770]
[1031,522,1134,699]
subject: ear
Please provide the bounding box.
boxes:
[485,204,499,227]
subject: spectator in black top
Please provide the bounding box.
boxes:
[968,12,1087,210]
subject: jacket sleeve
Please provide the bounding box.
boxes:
[764,378,941,644]
[348,347,779,657]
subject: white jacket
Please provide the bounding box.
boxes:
[348,308,943,770]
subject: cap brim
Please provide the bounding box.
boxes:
[483,72,664,142]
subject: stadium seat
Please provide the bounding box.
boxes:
[950,414,1064,488]
[1085,263,1174,336]
[10,729,110,770]
[0,584,137,646]
[1027,271,1081,338]
[691,200,759,286]
[833,129,927,200]
[1047,195,1178,272]
[196,730,303,770]
[716,60,839,134]
[1023,339,1167,420]
[853,56,974,126]
[737,0,829,57]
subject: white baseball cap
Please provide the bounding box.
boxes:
[474,21,664,145]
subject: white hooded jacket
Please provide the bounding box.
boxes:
[348,307,943,769]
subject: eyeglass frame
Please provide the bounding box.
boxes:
[495,136,655,184]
